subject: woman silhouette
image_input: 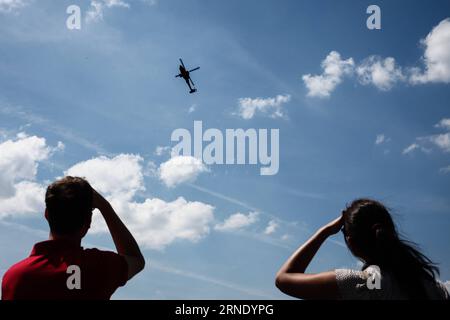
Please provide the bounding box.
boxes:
[275,199,449,299]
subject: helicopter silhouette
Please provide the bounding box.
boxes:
[175,58,200,94]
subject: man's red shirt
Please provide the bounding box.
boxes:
[1,239,128,300]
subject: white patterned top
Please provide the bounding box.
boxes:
[335,265,449,300]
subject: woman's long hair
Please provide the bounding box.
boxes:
[343,199,439,299]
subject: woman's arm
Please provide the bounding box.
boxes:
[275,215,343,299]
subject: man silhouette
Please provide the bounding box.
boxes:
[1,176,145,300]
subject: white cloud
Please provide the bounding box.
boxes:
[159,156,208,188]
[439,165,450,174]
[302,51,354,98]
[402,143,421,155]
[0,134,53,218]
[66,154,145,201]
[154,145,171,156]
[188,104,197,113]
[86,0,130,23]
[427,133,450,152]
[303,19,450,97]
[357,56,405,90]
[375,134,388,145]
[237,94,291,119]
[404,119,450,155]
[86,1,104,23]
[104,0,130,6]
[0,132,214,250]
[281,234,290,241]
[143,160,158,177]
[109,196,214,250]
[425,118,450,152]
[141,0,158,5]
[264,220,278,235]
[0,181,45,218]
[55,141,65,152]
[215,211,259,232]
[0,0,28,13]
[0,134,49,198]
[410,18,450,84]
[66,154,215,250]
[435,118,450,131]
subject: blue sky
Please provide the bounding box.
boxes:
[0,0,449,299]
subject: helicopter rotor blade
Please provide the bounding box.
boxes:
[188,67,200,73]
[179,58,185,68]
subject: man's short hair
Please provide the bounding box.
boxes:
[45,176,93,235]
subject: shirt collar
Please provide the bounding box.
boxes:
[31,239,83,256]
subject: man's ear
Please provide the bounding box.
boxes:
[44,208,49,221]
